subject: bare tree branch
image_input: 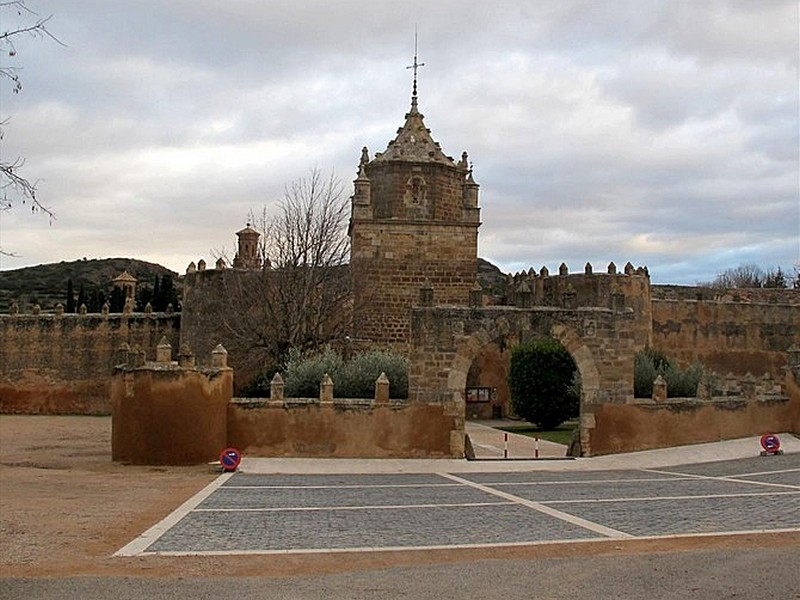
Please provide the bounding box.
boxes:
[0,0,61,235]
[207,169,355,380]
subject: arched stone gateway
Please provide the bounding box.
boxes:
[408,305,647,456]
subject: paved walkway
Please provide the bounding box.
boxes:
[116,434,800,557]
[236,431,800,474]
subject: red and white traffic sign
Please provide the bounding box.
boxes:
[219,447,242,472]
[759,434,782,456]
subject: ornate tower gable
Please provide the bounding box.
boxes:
[349,51,482,346]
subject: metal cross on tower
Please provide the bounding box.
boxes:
[406,29,425,102]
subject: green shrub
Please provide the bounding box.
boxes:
[508,339,580,430]
[634,348,704,398]
[283,346,344,398]
[276,346,408,399]
[336,350,409,399]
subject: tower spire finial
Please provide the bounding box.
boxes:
[406,27,424,112]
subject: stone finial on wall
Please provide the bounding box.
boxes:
[101,302,109,316]
[652,374,667,402]
[607,262,617,275]
[375,372,390,405]
[10,302,19,315]
[320,373,334,404]
[32,304,41,315]
[210,344,228,368]
[144,302,153,314]
[270,373,285,401]
[166,303,174,315]
[55,303,64,316]
[585,262,593,275]
[215,257,226,270]
[123,296,134,315]
[178,343,195,368]
[559,262,569,276]
[198,259,207,272]
[540,266,549,277]
[187,261,197,274]
[79,303,87,315]
[156,336,172,363]
[624,261,635,275]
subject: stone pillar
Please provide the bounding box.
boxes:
[270,373,285,401]
[375,372,390,405]
[320,373,334,404]
[210,344,228,368]
[156,337,172,363]
[652,374,667,402]
[178,343,195,368]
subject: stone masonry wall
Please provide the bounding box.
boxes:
[0,313,180,414]
[651,296,800,378]
[351,221,478,345]
[367,162,470,223]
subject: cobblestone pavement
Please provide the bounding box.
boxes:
[116,453,800,556]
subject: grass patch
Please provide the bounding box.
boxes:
[497,420,577,446]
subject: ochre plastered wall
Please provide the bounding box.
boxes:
[111,366,232,465]
[585,386,799,456]
[227,401,458,458]
[0,313,180,414]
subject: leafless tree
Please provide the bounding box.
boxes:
[703,263,790,289]
[214,169,354,379]
[1,0,63,244]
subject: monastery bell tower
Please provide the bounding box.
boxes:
[349,53,481,346]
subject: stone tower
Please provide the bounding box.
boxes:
[349,72,481,346]
[233,224,262,269]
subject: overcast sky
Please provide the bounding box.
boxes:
[1,0,797,284]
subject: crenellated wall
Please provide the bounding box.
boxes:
[651,286,800,378]
[0,312,180,414]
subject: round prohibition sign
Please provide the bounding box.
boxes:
[760,434,781,453]
[220,447,242,472]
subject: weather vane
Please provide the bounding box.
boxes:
[406,27,425,100]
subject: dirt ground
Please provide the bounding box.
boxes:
[1,416,798,579]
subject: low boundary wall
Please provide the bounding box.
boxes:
[228,399,458,458]
[584,373,800,456]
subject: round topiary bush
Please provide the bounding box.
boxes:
[508,338,580,429]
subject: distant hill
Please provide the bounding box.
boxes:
[477,257,510,302]
[0,258,179,313]
[1,256,509,314]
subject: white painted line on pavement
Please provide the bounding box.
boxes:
[194,501,513,512]
[544,490,800,504]
[644,468,800,491]
[438,472,634,540]
[135,527,800,557]
[114,472,234,557]
[223,483,462,490]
